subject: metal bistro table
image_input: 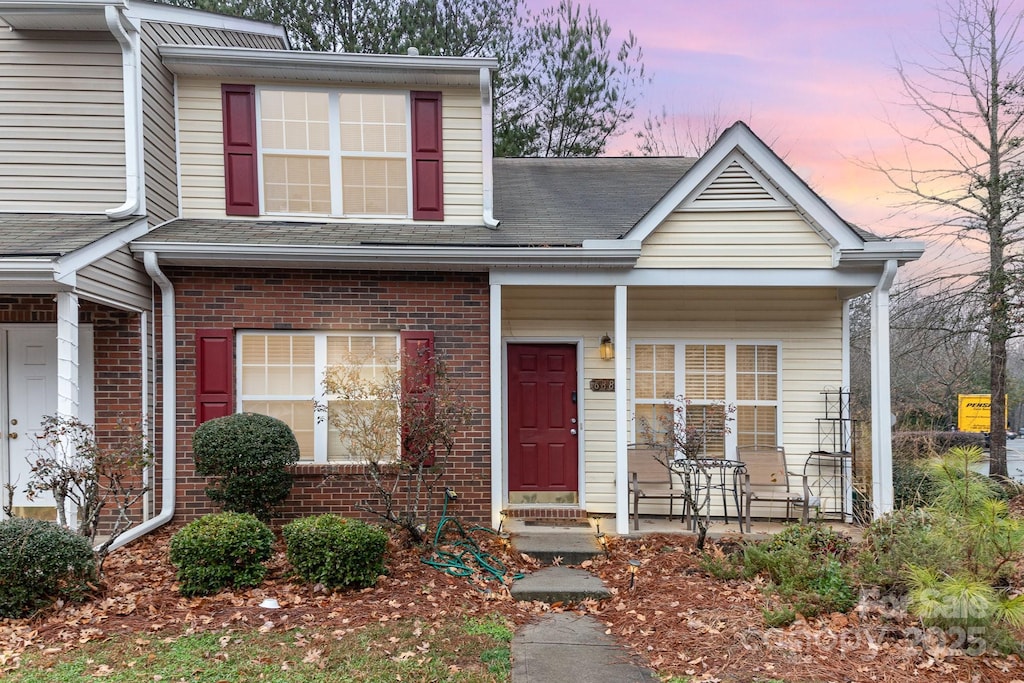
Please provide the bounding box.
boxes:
[672,458,746,530]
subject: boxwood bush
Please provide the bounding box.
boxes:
[283,514,388,589]
[191,412,300,521]
[0,517,96,617]
[169,512,275,597]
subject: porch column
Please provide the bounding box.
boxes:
[614,285,629,535]
[870,260,898,518]
[490,282,503,529]
[56,291,80,418]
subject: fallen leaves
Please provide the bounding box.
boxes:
[0,525,1021,683]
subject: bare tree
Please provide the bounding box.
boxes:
[633,102,781,158]
[634,103,732,157]
[873,0,1024,477]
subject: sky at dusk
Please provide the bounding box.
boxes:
[523,0,974,241]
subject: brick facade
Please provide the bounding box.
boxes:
[158,268,492,527]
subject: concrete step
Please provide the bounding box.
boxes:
[510,525,603,565]
[509,566,611,604]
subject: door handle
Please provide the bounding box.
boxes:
[569,428,577,435]
[8,432,17,439]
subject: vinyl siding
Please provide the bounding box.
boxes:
[75,247,152,312]
[0,26,125,212]
[140,21,289,224]
[637,208,835,269]
[501,285,843,515]
[177,78,485,223]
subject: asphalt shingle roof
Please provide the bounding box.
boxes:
[95,156,879,252]
[0,214,140,257]
[492,157,698,243]
[136,157,699,249]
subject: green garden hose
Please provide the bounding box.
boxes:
[421,488,522,584]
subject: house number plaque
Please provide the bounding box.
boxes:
[589,379,615,392]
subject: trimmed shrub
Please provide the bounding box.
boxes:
[169,513,275,596]
[283,515,388,589]
[192,413,300,521]
[0,517,96,617]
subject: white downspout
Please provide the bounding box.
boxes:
[140,310,151,521]
[870,259,898,519]
[108,252,175,549]
[490,282,503,528]
[104,5,144,219]
[480,67,499,229]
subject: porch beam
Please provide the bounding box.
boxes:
[870,260,897,518]
[489,267,884,289]
[614,285,629,535]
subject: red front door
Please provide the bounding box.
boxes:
[507,344,579,503]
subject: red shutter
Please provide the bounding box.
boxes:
[196,328,234,425]
[400,330,436,466]
[410,91,444,221]
[222,84,259,216]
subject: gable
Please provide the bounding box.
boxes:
[636,152,834,269]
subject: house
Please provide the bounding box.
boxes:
[0,0,923,541]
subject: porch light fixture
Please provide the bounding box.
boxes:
[599,334,614,361]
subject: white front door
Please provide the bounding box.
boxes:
[2,326,93,520]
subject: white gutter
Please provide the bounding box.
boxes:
[104,4,143,219]
[479,67,499,229]
[108,251,175,549]
[838,239,926,265]
[159,44,498,76]
[131,242,641,268]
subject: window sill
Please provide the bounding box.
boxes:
[289,461,403,475]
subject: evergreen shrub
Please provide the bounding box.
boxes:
[0,517,96,617]
[192,413,300,521]
[169,512,274,596]
[283,514,388,589]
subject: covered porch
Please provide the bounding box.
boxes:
[488,276,905,538]
[0,214,153,523]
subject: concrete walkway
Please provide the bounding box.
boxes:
[511,612,657,683]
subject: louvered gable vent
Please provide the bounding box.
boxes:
[691,160,778,206]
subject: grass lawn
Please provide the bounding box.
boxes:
[8,615,513,682]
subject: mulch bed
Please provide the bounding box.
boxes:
[1,522,1022,682]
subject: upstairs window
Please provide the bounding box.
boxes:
[259,89,409,217]
[222,85,443,220]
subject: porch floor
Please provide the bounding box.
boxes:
[504,513,863,547]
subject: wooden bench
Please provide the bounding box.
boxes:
[628,447,687,531]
